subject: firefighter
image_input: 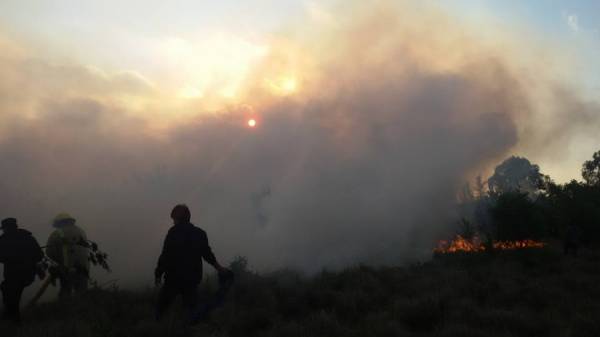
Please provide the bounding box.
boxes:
[155,204,230,322]
[46,213,90,297]
[0,218,44,324]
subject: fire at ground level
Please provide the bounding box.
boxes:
[434,235,547,254]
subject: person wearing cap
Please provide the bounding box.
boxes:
[155,204,231,322]
[46,213,90,297]
[0,218,44,324]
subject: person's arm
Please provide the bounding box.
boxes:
[29,236,46,279]
[46,231,62,264]
[155,231,171,285]
[0,240,6,264]
[201,231,226,272]
[78,226,88,246]
[31,236,44,263]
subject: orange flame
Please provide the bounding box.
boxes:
[434,235,546,254]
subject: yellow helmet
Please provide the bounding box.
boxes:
[53,212,75,226]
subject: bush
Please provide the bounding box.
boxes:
[490,191,545,241]
[4,247,600,337]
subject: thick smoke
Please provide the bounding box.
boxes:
[0,2,597,286]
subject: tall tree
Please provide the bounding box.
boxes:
[582,150,600,186]
[488,156,545,195]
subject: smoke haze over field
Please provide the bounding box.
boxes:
[0,1,599,285]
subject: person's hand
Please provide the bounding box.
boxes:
[37,268,46,281]
[213,262,224,273]
[217,267,234,287]
[36,263,47,280]
[217,265,232,276]
[217,264,232,276]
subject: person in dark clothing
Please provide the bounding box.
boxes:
[0,218,44,324]
[155,204,230,321]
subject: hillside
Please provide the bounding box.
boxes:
[3,245,600,337]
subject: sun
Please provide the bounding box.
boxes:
[247,119,257,127]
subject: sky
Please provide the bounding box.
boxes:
[1,1,599,286]
[440,0,600,95]
[438,0,600,180]
[1,0,598,98]
[1,0,598,181]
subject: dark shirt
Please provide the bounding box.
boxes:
[155,223,217,285]
[0,229,44,284]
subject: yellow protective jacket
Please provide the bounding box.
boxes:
[46,224,90,272]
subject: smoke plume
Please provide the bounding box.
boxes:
[0,1,597,285]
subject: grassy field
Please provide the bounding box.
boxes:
[3,244,600,337]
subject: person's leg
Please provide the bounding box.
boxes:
[73,271,88,294]
[156,284,177,321]
[12,284,24,324]
[1,281,8,320]
[181,285,198,322]
[59,275,73,298]
[0,280,24,323]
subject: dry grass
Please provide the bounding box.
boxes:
[3,245,600,337]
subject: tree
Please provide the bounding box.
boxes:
[488,156,546,195]
[489,191,545,241]
[541,179,600,245]
[582,150,600,186]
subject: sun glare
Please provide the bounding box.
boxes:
[179,85,203,99]
[266,76,298,96]
[248,119,257,127]
[281,77,297,93]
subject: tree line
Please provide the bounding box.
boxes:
[457,150,600,245]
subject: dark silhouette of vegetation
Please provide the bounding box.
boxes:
[487,156,547,195]
[2,249,600,337]
[490,191,545,241]
[457,218,477,240]
[38,239,111,276]
[542,180,600,245]
[458,150,600,247]
[582,150,600,186]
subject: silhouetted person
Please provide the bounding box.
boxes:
[46,213,90,297]
[564,223,580,256]
[0,218,44,324]
[155,204,230,322]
